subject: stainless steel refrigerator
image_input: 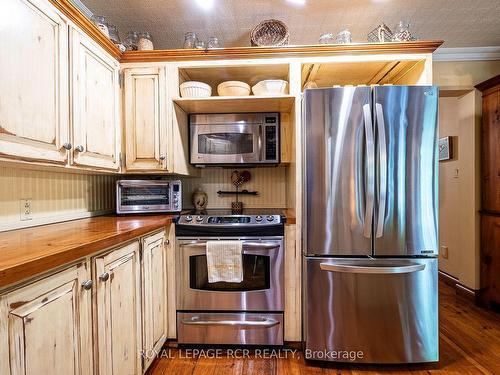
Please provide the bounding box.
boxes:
[303,86,439,364]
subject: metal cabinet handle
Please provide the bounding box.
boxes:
[320,261,425,274]
[81,280,93,290]
[375,103,388,238]
[159,155,166,161]
[99,272,110,282]
[61,142,72,150]
[362,103,375,238]
[75,145,84,152]
[164,239,170,245]
[181,317,279,328]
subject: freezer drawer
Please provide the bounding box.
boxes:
[304,257,438,364]
[177,312,283,345]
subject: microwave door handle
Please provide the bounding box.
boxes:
[258,125,263,161]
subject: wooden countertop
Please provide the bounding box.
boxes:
[0,215,176,289]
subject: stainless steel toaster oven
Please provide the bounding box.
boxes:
[116,180,182,214]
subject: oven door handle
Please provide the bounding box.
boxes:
[181,316,279,328]
[182,242,280,250]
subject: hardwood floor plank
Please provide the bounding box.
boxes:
[148,281,500,375]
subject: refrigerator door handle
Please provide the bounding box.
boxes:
[362,104,375,238]
[319,261,425,274]
[375,103,388,238]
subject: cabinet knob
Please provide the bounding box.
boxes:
[159,155,166,161]
[164,239,170,245]
[99,272,110,282]
[61,142,72,150]
[81,280,93,290]
[75,145,84,152]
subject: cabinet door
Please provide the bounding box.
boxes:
[94,241,142,375]
[124,67,168,172]
[0,0,69,164]
[141,231,168,371]
[0,263,93,375]
[70,27,120,171]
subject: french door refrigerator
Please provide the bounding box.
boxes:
[303,86,439,364]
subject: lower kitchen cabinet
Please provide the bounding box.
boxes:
[93,241,142,375]
[141,231,169,371]
[0,262,93,375]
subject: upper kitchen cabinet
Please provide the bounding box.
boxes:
[0,0,69,164]
[70,27,120,171]
[123,67,168,172]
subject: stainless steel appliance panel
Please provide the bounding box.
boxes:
[304,257,438,363]
[373,86,439,256]
[304,87,373,256]
[177,237,284,311]
[177,312,284,345]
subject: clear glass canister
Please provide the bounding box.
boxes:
[207,36,220,49]
[138,32,154,50]
[91,15,109,38]
[124,31,139,51]
[183,32,198,48]
[107,24,121,44]
[336,29,352,44]
[318,33,335,44]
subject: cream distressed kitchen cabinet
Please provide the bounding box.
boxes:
[123,67,168,172]
[0,262,93,375]
[0,0,70,164]
[70,27,121,171]
[93,241,142,375]
[141,231,169,371]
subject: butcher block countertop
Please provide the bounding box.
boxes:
[0,215,176,289]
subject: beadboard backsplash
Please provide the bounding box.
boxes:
[0,166,117,232]
[181,167,287,209]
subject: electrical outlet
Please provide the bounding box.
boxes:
[20,199,32,221]
[440,245,449,259]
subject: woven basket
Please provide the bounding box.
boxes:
[250,19,289,47]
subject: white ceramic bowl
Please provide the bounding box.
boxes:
[217,81,251,96]
[252,79,288,96]
[179,81,212,98]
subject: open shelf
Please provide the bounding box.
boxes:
[173,95,295,114]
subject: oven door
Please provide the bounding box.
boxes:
[177,238,284,311]
[190,124,261,164]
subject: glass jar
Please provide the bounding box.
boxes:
[195,39,206,49]
[318,33,335,44]
[107,25,121,44]
[183,32,198,49]
[124,31,139,51]
[392,21,412,42]
[138,32,154,50]
[336,29,352,44]
[207,36,220,49]
[91,15,109,38]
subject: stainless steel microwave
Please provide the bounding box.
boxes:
[189,113,280,166]
[116,180,182,214]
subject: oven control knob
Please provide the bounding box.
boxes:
[266,215,275,222]
[185,215,193,222]
[196,215,204,222]
[255,215,263,222]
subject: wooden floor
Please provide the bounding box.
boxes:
[148,281,500,374]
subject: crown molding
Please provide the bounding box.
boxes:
[433,46,500,62]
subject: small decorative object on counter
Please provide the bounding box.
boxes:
[251,19,289,46]
[91,15,109,38]
[217,81,251,96]
[137,32,154,50]
[179,81,212,98]
[124,31,139,51]
[183,32,198,48]
[107,25,126,52]
[207,36,220,49]
[318,33,335,44]
[336,29,352,44]
[367,23,393,43]
[192,188,208,211]
[391,20,413,42]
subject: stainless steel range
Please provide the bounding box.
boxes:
[175,210,285,346]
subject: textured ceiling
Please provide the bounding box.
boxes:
[82,0,500,50]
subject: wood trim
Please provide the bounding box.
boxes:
[47,0,121,60]
[438,270,480,303]
[120,41,444,63]
[475,74,500,92]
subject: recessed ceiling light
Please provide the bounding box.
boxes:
[287,0,306,4]
[195,0,214,11]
